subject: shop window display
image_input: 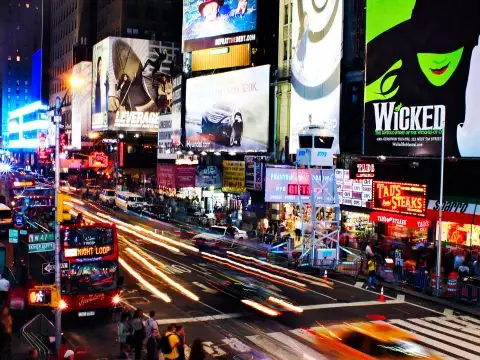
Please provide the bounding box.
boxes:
[341,211,375,249]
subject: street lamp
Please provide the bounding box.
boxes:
[53,75,84,351]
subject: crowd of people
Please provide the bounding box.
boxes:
[117,309,206,360]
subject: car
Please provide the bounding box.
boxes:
[201,102,243,147]
[309,322,442,359]
[192,233,222,249]
[204,270,302,316]
[141,205,170,221]
[209,225,247,241]
[99,189,116,207]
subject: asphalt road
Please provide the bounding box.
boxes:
[61,199,480,360]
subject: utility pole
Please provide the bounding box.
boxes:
[53,96,62,351]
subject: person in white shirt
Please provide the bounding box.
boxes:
[145,310,159,360]
[0,274,10,306]
[365,241,374,258]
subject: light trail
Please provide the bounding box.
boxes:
[133,226,199,253]
[227,251,334,287]
[118,257,171,303]
[201,252,307,290]
[125,248,199,301]
[267,296,303,313]
[241,299,280,317]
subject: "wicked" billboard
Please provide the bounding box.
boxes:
[364,0,480,157]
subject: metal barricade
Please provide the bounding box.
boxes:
[20,314,55,360]
[457,281,480,304]
[336,260,362,279]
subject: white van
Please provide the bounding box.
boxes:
[114,191,145,211]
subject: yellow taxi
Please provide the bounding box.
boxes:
[308,322,443,359]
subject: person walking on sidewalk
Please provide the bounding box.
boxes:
[189,339,206,360]
[131,309,146,360]
[118,312,132,358]
[145,311,160,360]
[175,325,186,360]
[159,324,181,360]
[367,256,376,289]
[0,274,10,306]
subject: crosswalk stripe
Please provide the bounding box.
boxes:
[425,317,480,335]
[443,317,480,329]
[268,332,327,360]
[289,328,320,347]
[246,334,299,360]
[388,319,480,359]
[408,318,480,345]
[459,315,480,325]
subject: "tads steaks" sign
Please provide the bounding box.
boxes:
[373,181,427,217]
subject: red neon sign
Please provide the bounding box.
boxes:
[287,184,311,196]
[88,152,108,168]
[372,181,427,217]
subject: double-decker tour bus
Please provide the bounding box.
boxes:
[60,222,122,316]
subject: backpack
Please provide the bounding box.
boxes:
[159,333,174,354]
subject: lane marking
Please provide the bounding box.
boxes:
[192,282,218,294]
[155,313,245,325]
[388,319,480,358]
[300,299,404,311]
[408,318,480,345]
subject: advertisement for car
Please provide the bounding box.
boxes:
[185,65,270,152]
[183,0,257,52]
[289,0,342,154]
[92,37,181,133]
[364,0,480,157]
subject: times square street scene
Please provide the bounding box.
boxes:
[0,0,480,359]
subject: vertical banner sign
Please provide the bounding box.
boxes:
[245,156,267,191]
[158,75,183,159]
[222,161,246,193]
[71,62,92,150]
[289,0,343,154]
[364,0,480,157]
[157,165,176,189]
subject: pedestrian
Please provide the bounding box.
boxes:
[175,325,186,360]
[365,241,374,258]
[188,339,206,360]
[117,312,132,358]
[0,274,10,306]
[131,309,145,360]
[145,311,159,360]
[159,324,181,360]
[367,256,376,289]
[1,305,13,354]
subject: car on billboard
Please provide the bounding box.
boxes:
[201,102,243,147]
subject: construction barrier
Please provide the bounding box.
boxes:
[445,271,458,297]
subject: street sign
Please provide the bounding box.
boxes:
[29,233,55,243]
[28,242,55,253]
[8,229,18,244]
[20,229,27,235]
[14,214,25,229]
[42,262,69,275]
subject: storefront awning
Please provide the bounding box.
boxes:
[426,200,480,225]
[370,211,431,228]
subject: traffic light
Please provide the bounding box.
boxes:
[27,285,60,308]
[57,193,72,223]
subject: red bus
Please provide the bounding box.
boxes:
[60,223,122,316]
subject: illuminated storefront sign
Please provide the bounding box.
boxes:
[64,245,113,258]
[88,152,108,168]
[370,212,431,228]
[350,163,376,179]
[372,181,427,217]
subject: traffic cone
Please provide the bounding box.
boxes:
[323,270,328,281]
[378,286,385,302]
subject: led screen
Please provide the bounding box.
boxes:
[289,0,343,154]
[185,65,270,152]
[364,0,480,156]
[92,37,180,132]
[183,0,257,52]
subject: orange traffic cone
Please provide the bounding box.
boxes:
[378,286,385,302]
[323,270,328,281]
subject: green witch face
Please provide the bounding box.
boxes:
[417,47,464,86]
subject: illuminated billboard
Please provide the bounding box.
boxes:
[71,62,92,150]
[364,0,480,157]
[372,181,427,217]
[185,65,270,152]
[289,0,342,154]
[92,37,181,132]
[183,0,257,52]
